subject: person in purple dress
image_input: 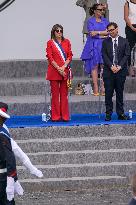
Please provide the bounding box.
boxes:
[81,3,109,96]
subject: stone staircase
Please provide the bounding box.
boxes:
[10,124,136,204]
[0,60,136,204]
[0,59,135,115]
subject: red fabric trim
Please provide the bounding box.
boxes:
[9,170,17,177]
[0,108,6,112]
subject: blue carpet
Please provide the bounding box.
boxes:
[5,113,136,128]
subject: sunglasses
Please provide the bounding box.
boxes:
[107,28,116,32]
[55,29,63,33]
[96,8,105,12]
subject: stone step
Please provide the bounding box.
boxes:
[0,76,135,96]
[0,60,47,78]
[9,124,136,140]
[17,162,136,179]
[72,77,136,94]
[0,59,84,78]
[16,136,136,153]
[1,93,136,115]
[0,77,91,96]
[69,93,136,114]
[1,95,46,115]
[15,187,131,205]
[0,77,45,96]
[17,175,128,192]
[16,148,136,166]
[125,77,136,93]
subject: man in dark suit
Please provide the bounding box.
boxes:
[128,175,136,205]
[102,22,130,121]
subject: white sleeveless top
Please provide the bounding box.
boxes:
[127,0,136,24]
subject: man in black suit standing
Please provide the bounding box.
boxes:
[102,22,130,121]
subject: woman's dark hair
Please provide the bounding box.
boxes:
[89,3,101,16]
[51,24,64,40]
[107,22,118,30]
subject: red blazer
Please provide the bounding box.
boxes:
[46,38,73,80]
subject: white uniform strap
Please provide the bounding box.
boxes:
[0,168,7,173]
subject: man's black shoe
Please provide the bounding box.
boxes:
[105,114,111,121]
[118,114,130,120]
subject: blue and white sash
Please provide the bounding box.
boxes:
[52,40,72,81]
[52,40,66,63]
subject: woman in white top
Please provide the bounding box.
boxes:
[124,0,136,76]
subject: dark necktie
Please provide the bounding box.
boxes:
[114,39,118,66]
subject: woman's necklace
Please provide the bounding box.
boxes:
[96,17,101,22]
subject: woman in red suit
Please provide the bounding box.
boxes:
[46,24,73,121]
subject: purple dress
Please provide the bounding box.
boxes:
[81,17,109,74]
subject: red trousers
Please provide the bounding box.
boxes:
[50,80,69,121]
